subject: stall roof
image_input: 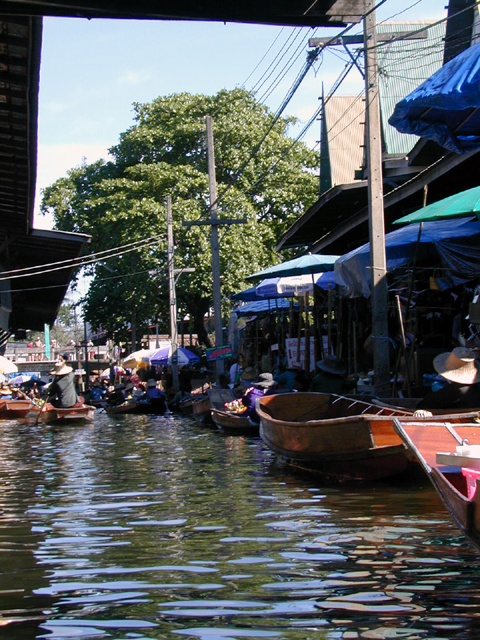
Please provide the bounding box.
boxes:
[0,0,367,26]
[0,16,91,332]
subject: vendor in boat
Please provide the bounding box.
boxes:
[240,372,278,423]
[416,347,480,411]
[309,355,347,395]
[106,383,126,407]
[47,361,80,408]
[145,379,167,409]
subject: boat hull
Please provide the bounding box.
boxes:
[257,392,416,481]
[0,399,38,420]
[192,395,212,424]
[40,403,95,425]
[211,408,258,435]
[105,400,166,415]
[393,418,480,551]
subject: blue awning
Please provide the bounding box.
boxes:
[389,41,480,154]
[234,298,294,316]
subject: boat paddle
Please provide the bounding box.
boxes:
[34,393,51,425]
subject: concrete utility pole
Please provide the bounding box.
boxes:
[205,115,224,382]
[364,0,390,396]
[166,195,180,392]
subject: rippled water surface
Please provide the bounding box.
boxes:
[2,412,480,639]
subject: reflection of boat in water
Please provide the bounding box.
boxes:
[105,399,167,415]
[257,392,413,481]
[38,403,96,425]
[393,417,480,552]
[0,398,39,420]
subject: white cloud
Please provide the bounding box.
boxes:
[118,69,152,86]
[34,143,111,229]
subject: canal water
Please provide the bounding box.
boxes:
[2,412,480,640]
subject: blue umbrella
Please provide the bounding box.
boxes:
[389,41,480,154]
[149,346,200,366]
[234,298,294,316]
[246,253,339,280]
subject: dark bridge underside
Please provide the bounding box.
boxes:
[0,0,366,27]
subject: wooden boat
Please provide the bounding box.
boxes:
[38,402,95,425]
[393,417,480,551]
[210,407,258,435]
[192,395,212,424]
[105,399,166,415]
[0,398,39,420]
[256,392,475,481]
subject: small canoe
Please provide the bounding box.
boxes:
[211,408,258,435]
[0,398,38,420]
[38,403,95,425]
[393,417,480,551]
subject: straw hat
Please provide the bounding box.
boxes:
[50,361,73,376]
[133,388,145,397]
[125,382,134,391]
[147,379,157,388]
[253,372,276,389]
[433,347,480,385]
[316,355,346,377]
[241,367,257,381]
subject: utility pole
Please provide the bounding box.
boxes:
[166,195,180,392]
[182,116,247,383]
[206,115,224,382]
[364,0,390,396]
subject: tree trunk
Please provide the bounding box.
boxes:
[189,298,213,348]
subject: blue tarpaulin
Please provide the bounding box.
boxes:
[389,41,480,154]
[334,218,480,297]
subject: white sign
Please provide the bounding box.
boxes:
[285,337,315,372]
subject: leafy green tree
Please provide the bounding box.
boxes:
[41,89,318,346]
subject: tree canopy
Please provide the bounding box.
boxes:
[41,88,319,347]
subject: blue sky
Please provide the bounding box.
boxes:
[36,0,447,228]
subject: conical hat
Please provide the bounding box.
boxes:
[50,361,73,376]
[433,347,480,385]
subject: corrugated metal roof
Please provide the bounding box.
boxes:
[377,21,446,156]
[324,95,365,187]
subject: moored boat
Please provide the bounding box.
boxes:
[210,408,258,435]
[37,402,95,425]
[393,417,480,551]
[192,395,212,424]
[257,392,446,481]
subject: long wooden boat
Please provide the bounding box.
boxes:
[211,408,258,435]
[105,399,166,415]
[38,402,95,425]
[393,417,480,551]
[257,392,478,481]
[0,398,39,420]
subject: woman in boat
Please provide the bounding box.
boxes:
[47,361,80,408]
[416,347,480,410]
[240,372,278,424]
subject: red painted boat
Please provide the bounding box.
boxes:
[0,398,38,420]
[38,402,95,425]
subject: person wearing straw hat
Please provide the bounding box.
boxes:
[417,347,480,410]
[47,361,79,408]
[309,355,347,395]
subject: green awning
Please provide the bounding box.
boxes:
[394,186,480,225]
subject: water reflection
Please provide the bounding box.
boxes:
[0,412,480,639]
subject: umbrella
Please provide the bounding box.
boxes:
[149,346,200,367]
[121,348,157,369]
[246,253,339,280]
[231,287,262,302]
[394,186,480,225]
[0,355,17,374]
[100,365,126,378]
[234,297,295,316]
[256,273,335,297]
[389,41,480,154]
[9,374,32,386]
